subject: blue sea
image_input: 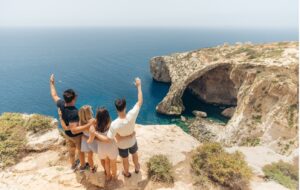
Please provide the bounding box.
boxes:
[0,27,297,129]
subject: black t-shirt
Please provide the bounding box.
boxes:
[56,99,82,137]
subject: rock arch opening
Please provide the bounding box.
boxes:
[182,64,238,120]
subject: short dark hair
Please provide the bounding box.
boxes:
[63,89,77,103]
[114,98,126,112]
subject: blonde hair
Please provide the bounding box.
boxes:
[78,105,93,125]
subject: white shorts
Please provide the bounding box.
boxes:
[98,140,118,160]
[81,136,98,153]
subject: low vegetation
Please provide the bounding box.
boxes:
[263,161,298,190]
[25,114,53,134]
[0,113,26,168]
[147,154,174,183]
[240,137,260,146]
[0,112,54,168]
[287,104,298,128]
[191,142,253,190]
[252,114,262,123]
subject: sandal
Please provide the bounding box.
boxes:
[79,163,89,173]
[122,171,131,178]
[90,165,97,173]
[135,164,140,174]
[71,159,80,171]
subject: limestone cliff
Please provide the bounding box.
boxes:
[150,42,299,155]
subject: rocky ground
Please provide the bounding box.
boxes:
[0,125,200,190]
[0,124,293,190]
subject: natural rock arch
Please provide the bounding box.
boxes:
[155,62,237,115]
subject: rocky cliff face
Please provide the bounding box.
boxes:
[150,42,299,155]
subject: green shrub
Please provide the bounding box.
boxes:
[263,161,298,190]
[25,114,53,134]
[0,113,54,168]
[252,115,262,123]
[287,104,297,128]
[191,143,253,189]
[241,137,260,146]
[147,154,174,183]
[0,113,27,168]
[0,113,24,128]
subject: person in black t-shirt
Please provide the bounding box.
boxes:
[50,74,86,171]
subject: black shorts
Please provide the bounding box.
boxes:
[118,142,138,158]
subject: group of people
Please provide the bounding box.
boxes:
[49,74,142,181]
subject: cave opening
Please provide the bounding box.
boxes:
[182,64,238,123]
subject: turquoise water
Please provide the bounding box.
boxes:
[0,27,297,126]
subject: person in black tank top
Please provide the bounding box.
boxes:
[50,74,86,171]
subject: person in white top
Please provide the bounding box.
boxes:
[107,77,143,178]
[88,107,135,181]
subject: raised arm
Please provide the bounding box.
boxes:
[58,109,69,131]
[135,77,143,107]
[50,74,60,103]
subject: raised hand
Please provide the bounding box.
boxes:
[134,77,141,88]
[50,74,55,84]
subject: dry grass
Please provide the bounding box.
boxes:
[263,160,298,190]
[0,112,54,168]
[191,142,253,190]
[147,154,174,183]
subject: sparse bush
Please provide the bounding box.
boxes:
[241,137,260,146]
[0,113,26,168]
[25,114,53,134]
[287,104,297,128]
[0,113,54,168]
[252,115,262,123]
[191,143,253,190]
[0,113,24,128]
[263,160,298,190]
[147,154,174,183]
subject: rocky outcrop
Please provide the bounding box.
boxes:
[221,107,236,118]
[192,110,207,118]
[26,128,64,151]
[150,42,299,155]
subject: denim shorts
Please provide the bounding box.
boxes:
[118,141,138,158]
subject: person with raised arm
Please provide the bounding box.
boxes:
[105,77,142,178]
[50,74,87,172]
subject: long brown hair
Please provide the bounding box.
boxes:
[95,107,111,133]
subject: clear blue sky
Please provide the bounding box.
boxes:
[0,0,298,28]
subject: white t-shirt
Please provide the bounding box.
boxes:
[107,104,140,149]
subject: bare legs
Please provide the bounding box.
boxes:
[87,151,94,168]
[110,159,117,179]
[122,157,130,176]
[79,150,85,167]
[69,147,76,166]
[132,152,140,172]
[103,158,117,181]
[104,158,111,180]
[101,159,105,171]
[122,152,140,176]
